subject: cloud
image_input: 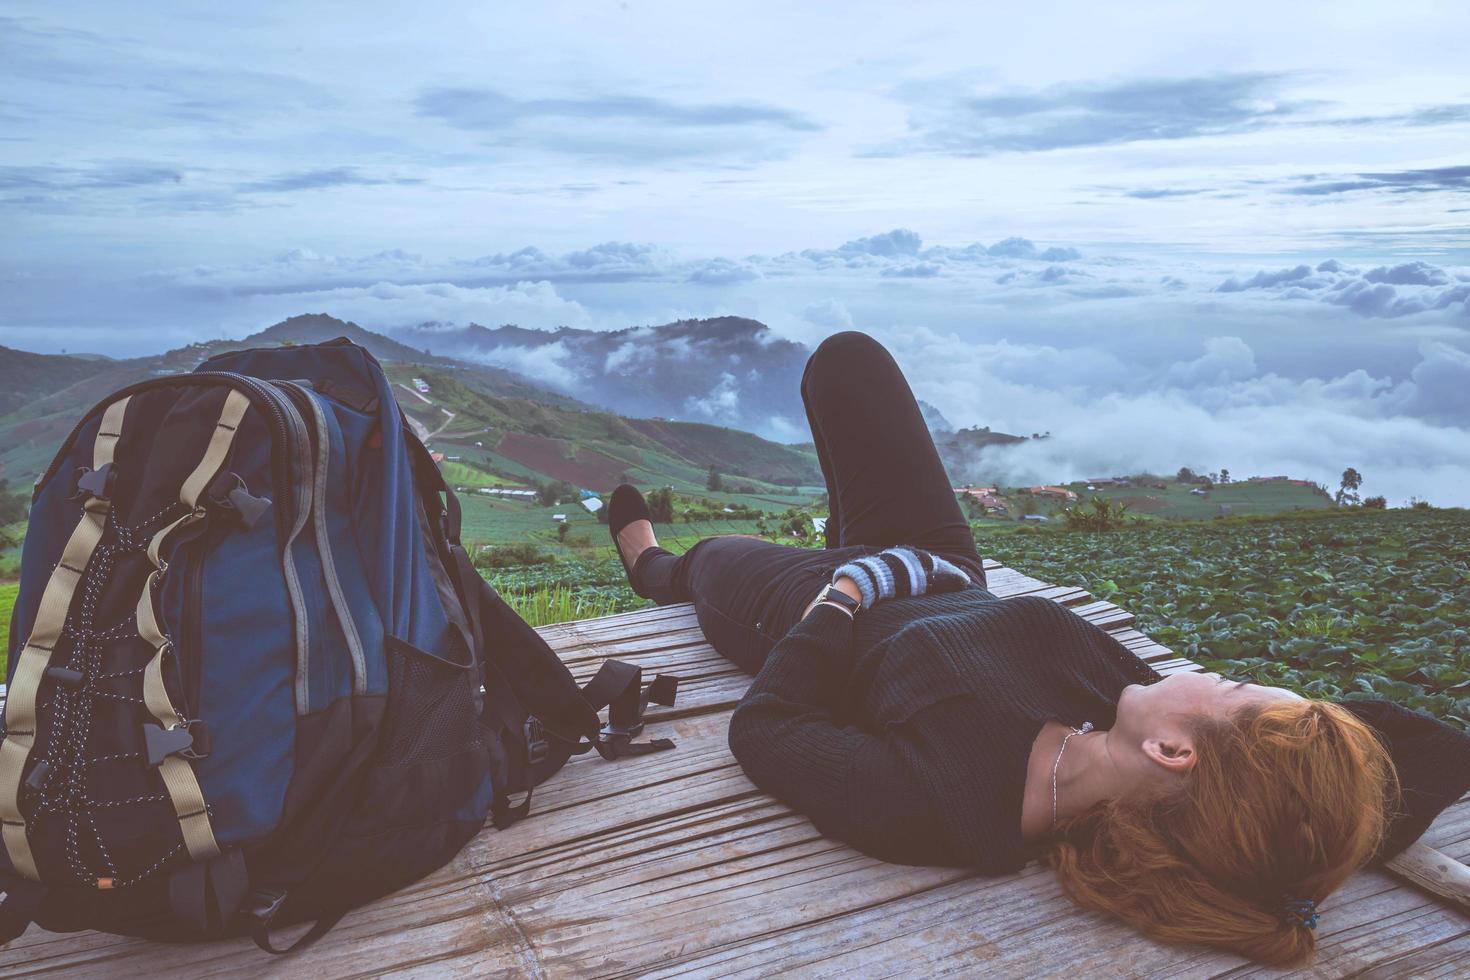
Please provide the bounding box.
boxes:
[1216,264,1320,292]
[1123,187,1209,199]
[234,280,590,334]
[802,299,853,330]
[1213,258,1470,319]
[239,167,423,193]
[881,262,942,278]
[470,340,580,389]
[836,229,923,257]
[983,237,1081,261]
[683,371,740,422]
[1363,261,1453,287]
[687,257,761,285]
[878,326,1470,508]
[0,162,183,192]
[416,87,819,132]
[414,86,821,163]
[874,73,1313,157]
[0,15,329,126]
[1164,336,1258,387]
[1384,341,1470,425]
[1283,164,1470,196]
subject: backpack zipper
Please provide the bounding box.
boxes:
[277,381,368,697]
[35,373,294,542]
[182,531,207,715]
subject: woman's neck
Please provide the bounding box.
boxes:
[1022,722,1126,842]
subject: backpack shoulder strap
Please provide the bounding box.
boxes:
[132,389,252,863]
[1,396,129,880]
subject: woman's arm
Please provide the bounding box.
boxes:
[728,599,953,865]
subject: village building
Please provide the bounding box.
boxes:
[1026,485,1079,502]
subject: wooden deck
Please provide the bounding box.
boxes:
[4,557,1468,977]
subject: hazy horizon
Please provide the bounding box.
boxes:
[3,2,1468,505]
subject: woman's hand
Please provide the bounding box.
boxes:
[802,575,863,619]
[832,546,969,609]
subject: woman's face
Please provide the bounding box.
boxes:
[1111,671,1304,778]
[1118,671,1303,730]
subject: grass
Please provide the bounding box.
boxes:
[491,582,627,629]
[0,582,15,678]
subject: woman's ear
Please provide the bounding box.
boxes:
[1142,736,1197,775]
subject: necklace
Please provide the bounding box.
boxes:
[1051,721,1094,832]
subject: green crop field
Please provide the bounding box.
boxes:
[1082,480,1331,520]
[984,479,1332,522]
[981,508,1470,729]
[482,507,1470,732]
[0,582,16,675]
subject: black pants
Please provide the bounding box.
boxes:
[631,331,987,675]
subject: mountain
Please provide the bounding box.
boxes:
[392,316,812,439]
[0,346,118,416]
[235,314,593,410]
[0,315,1033,496]
[0,317,825,494]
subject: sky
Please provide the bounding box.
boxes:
[2,2,1469,504]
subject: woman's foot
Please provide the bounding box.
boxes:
[609,484,658,595]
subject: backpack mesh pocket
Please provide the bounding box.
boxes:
[379,635,480,767]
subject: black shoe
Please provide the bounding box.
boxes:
[609,483,653,595]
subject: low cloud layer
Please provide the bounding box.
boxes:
[94,225,1470,503]
[1216,259,1470,319]
[878,327,1470,508]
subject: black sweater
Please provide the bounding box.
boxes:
[728,588,1470,871]
[728,588,1163,871]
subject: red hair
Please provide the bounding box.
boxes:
[1040,698,1398,965]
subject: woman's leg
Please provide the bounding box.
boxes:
[632,535,828,675]
[802,331,986,587]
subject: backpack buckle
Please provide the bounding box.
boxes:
[524,717,549,766]
[70,462,115,503]
[143,720,212,766]
[206,472,271,530]
[22,760,50,793]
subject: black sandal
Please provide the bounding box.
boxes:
[608,484,653,595]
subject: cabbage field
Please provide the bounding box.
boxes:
[981,508,1470,730]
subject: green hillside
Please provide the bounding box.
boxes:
[0,317,822,496]
[388,362,822,494]
[961,479,1333,524]
[0,582,15,674]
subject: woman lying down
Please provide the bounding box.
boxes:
[605,330,1470,967]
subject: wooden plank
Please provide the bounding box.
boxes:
[6,558,1470,978]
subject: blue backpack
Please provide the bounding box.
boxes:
[0,338,675,951]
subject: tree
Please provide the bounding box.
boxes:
[1335,467,1363,507]
[536,479,577,507]
[1362,495,1386,509]
[0,478,27,525]
[646,487,675,523]
[1176,467,1197,484]
[1219,468,1230,484]
[706,465,723,492]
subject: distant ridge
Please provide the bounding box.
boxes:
[393,316,811,438]
[0,315,1033,493]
